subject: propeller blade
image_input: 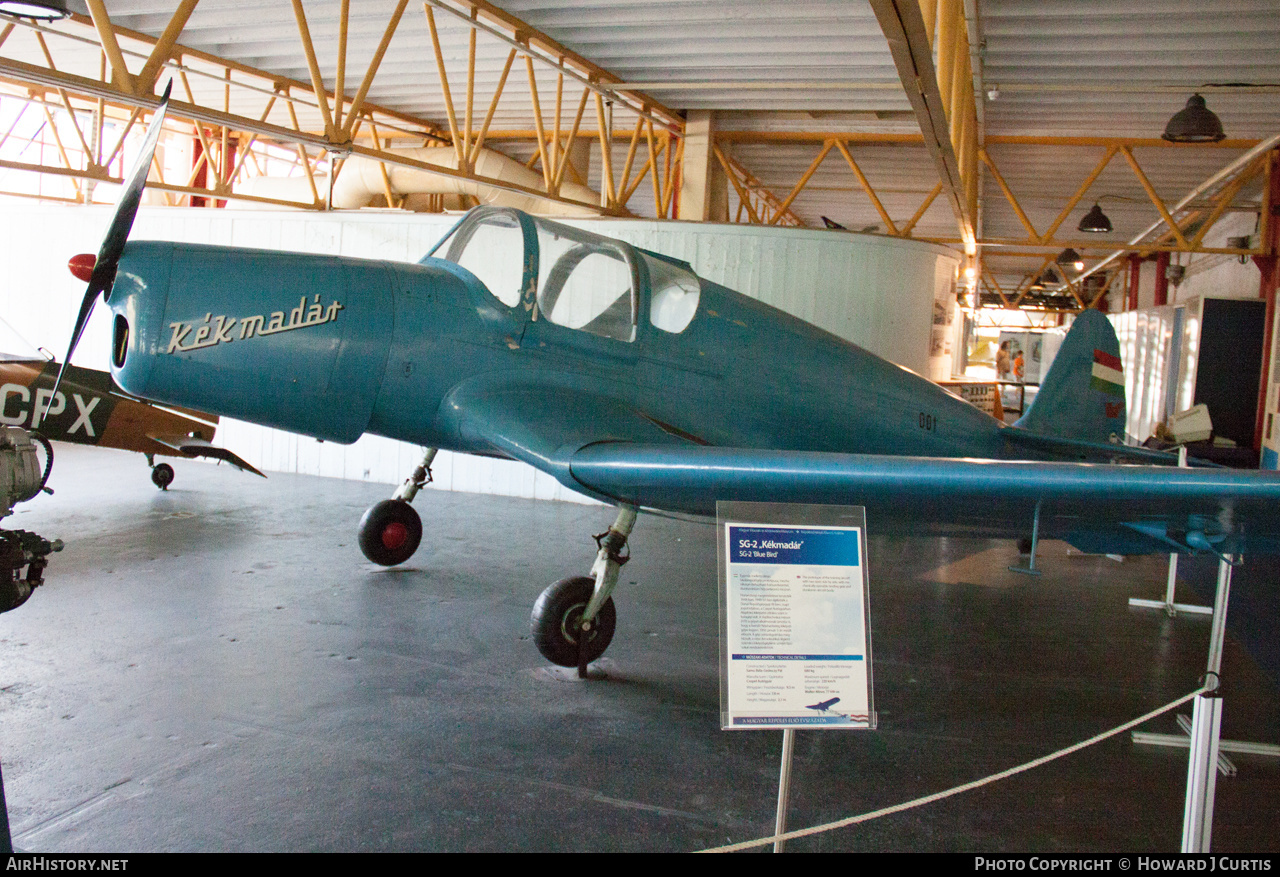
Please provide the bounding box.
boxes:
[42,82,172,428]
[94,80,171,301]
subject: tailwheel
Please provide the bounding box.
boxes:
[151,462,174,490]
[531,575,616,667]
[358,499,422,566]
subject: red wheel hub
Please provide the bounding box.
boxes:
[381,522,409,550]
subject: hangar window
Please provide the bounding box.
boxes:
[443,211,525,308]
[643,255,700,334]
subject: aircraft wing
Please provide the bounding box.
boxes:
[441,380,693,481]
[564,443,1280,557]
[147,434,266,478]
[443,384,1280,557]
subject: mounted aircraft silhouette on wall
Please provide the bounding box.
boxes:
[49,88,1280,671]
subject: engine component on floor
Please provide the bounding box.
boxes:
[0,426,61,612]
[0,426,48,512]
[0,529,61,612]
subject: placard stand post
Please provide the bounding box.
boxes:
[1134,553,1280,831]
[774,728,795,853]
[1180,554,1233,852]
[0,757,11,853]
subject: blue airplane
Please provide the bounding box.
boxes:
[50,90,1280,671]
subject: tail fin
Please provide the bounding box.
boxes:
[1014,309,1127,443]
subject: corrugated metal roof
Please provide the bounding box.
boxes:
[3,0,1278,290]
[498,0,903,111]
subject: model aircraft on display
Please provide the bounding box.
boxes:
[1,353,263,489]
[47,89,1280,671]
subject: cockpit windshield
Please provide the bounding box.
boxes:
[441,209,526,308]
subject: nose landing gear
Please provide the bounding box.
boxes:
[358,448,435,566]
[531,505,637,676]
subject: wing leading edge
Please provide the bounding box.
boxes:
[438,379,691,491]
[567,443,1280,557]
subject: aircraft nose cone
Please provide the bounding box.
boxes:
[68,253,97,283]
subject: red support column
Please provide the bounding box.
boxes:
[1252,150,1280,451]
[190,134,208,208]
[1153,251,1170,306]
[1126,254,1142,311]
[190,131,236,208]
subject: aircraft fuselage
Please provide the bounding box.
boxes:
[107,235,1007,505]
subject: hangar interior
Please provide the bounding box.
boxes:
[0,0,1276,853]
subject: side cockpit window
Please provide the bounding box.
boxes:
[535,223,637,343]
[644,254,701,334]
[443,211,525,307]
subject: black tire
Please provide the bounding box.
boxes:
[531,575,616,667]
[151,463,174,490]
[358,499,423,566]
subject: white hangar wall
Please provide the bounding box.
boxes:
[0,202,958,502]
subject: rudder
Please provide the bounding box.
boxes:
[1014,309,1126,443]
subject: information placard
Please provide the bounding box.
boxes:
[718,502,874,730]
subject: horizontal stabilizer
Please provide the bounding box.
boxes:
[1002,429,1189,466]
[148,434,265,477]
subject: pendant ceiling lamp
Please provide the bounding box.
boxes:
[1030,267,1059,290]
[0,0,69,19]
[1056,248,1084,271]
[1078,203,1113,234]
[1163,94,1225,143]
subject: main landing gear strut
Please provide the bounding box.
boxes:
[358,448,435,566]
[531,504,637,677]
[357,454,636,675]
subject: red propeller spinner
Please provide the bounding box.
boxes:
[68,253,96,283]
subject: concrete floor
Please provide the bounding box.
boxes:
[0,443,1275,852]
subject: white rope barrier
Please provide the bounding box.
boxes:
[700,685,1210,853]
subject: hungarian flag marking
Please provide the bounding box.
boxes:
[1091,349,1124,397]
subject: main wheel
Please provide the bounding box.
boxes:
[358,499,423,566]
[151,463,174,490]
[531,575,616,667]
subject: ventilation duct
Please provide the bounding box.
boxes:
[234,146,603,216]
[332,147,602,216]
